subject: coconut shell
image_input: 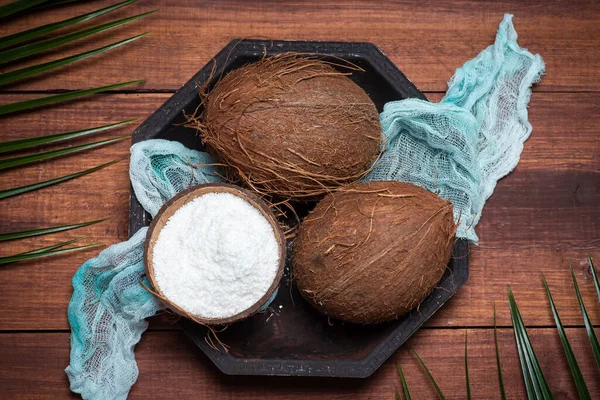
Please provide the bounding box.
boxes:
[144,183,286,327]
[200,53,382,199]
[293,181,456,324]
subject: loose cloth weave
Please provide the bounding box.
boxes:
[366,14,544,241]
[66,140,222,399]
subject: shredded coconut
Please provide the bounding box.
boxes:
[152,192,280,319]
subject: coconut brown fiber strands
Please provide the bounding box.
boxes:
[293,181,456,324]
[196,53,382,199]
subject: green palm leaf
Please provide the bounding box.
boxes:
[0,218,108,242]
[494,304,507,400]
[509,294,537,399]
[0,10,156,65]
[397,361,411,400]
[542,276,590,399]
[0,136,127,170]
[465,331,471,400]
[0,0,137,50]
[0,160,118,199]
[0,0,149,271]
[412,350,445,399]
[36,0,81,9]
[0,33,148,86]
[0,120,136,154]
[590,256,600,302]
[508,288,554,400]
[18,236,84,255]
[0,80,143,116]
[0,242,102,265]
[570,265,600,371]
[0,0,50,19]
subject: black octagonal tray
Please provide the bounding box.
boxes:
[129,39,469,378]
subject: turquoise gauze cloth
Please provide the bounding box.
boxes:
[66,14,543,399]
[66,140,223,399]
[366,14,544,241]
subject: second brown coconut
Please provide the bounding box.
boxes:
[293,181,456,324]
[196,53,382,199]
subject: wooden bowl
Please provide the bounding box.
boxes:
[144,183,286,326]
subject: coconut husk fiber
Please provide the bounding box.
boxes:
[190,53,382,199]
[293,181,456,324]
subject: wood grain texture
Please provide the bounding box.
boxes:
[0,92,598,331]
[0,0,599,92]
[1,328,599,399]
[1,1,599,397]
[0,93,175,330]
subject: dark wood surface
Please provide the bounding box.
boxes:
[2,329,600,399]
[0,0,599,398]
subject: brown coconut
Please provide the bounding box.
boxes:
[194,53,382,199]
[293,180,456,324]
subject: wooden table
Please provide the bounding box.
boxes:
[1,1,599,398]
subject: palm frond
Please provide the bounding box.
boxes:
[494,303,507,400]
[0,0,137,50]
[0,242,102,265]
[397,361,412,400]
[0,33,148,86]
[510,297,537,398]
[0,0,147,270]
[0,218,108,242]
[0,120,136,154]
[570,265,600,371]
[542,276,590,399]
[35,0,81,9]
[465,331,471,400]
[0,136,127,170]
[0,0,50,19]
[412,350,445,399]
[0,80,143,116]
[508,288,554,400]
[0,10,157,65]
[18,236,83,255]
[589,255,600,302]
[0,160,119,199]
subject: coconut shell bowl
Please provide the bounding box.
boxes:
[144,183,286,326]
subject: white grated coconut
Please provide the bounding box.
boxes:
[152,192,280,319]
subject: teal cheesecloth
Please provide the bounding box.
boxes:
[365,14,544,242]
[66,14,544,399]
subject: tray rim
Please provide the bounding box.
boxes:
[129,38,469,378]
[180,240,468,378]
